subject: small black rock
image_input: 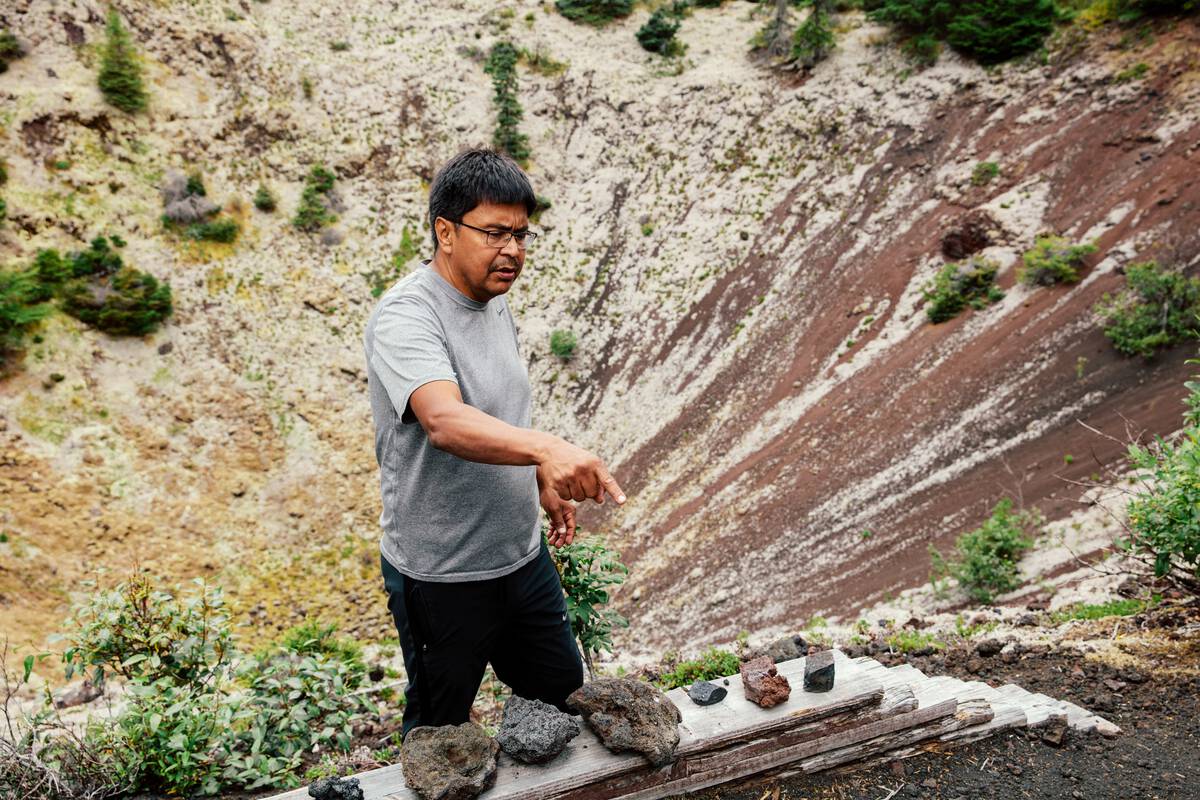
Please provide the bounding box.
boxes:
[688,680,727,706]
[803,649,835,693]
[308,776,364,800]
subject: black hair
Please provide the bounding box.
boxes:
[427,149,537,251]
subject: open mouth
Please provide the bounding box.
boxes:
[493,266,518,279]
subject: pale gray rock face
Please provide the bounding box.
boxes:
[163,194,220,223]
[400,723,499,800]
[567,678,682,767]
[496,694,580,764]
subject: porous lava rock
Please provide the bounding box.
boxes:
[567,678,682,766]
[741,655,791,708]
[308,776,364,800]
[400,722,499,800]
[496,694,580,764]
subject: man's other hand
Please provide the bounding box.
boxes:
[536,440,627,506]
[540,483,576,548]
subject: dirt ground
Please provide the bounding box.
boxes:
[686,599,1200,800]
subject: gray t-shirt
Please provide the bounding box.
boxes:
[363,261,541,582]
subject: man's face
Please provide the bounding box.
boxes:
[439,201,529,303]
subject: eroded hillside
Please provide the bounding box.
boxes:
[0,0,1197,668]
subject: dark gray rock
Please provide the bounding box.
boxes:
[975,639,1004,657]
[567,678,681,767]
[308,776,363,800]
[163,194,220,224]
[400,722,498,800]
[53,679,102,709]
[741,655,791,708]
[687,680,727,706]
[765,634,809,663]
[803,649,835,693]
[496,695,579,764]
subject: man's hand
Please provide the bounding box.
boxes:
[540,480,576,548]
[536,439,626,506]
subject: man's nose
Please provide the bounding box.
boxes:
[500,235,523,260]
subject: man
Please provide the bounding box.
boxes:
[363,149,626,741]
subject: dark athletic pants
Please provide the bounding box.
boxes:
[381,540,584,740]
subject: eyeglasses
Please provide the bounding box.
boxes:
[455,220,539,249]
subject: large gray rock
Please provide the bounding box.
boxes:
[496,694,579,764]
[567,678,681,767]
[400,723,498,800]
[163,194,220,224]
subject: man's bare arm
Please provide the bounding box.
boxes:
[410,380,625,504]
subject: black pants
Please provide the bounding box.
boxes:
[381,540,584,740]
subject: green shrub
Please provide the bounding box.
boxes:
[483,42,531,164]
[366,223,420,297]
[186,218,240,243]
[922,257,1004,323]
[555,0,634,25]
[1114,61,1150,81]
[519,47,568,76]
[253,183,277,212]
[98,10,147,113]
[792,0,837,66]
[52,573,374,795]
[550,329,577,358]
[1018,235,1097,286]
[292,165,338,231]
[930,498,1042,603]
[1121,375,1200,587]
[637,9,683,55]
[971,161,1000,186]
[549,530,630,677]
[0,197,6,226]
[59,266,173,336]
[1049,597,1154,623]
[866,0,1059,65]
[655,647,740,690]
[885,630,945,653]
[61,574,233,687]
[1095,261,1200,356]
[1,269,52,363]
[186,172,207,197]
[0,29,26,73]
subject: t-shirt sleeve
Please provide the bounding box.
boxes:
[369,296,458,425]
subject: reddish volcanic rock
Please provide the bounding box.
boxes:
[740,656,791,708]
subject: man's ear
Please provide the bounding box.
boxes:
[434,217,454,254]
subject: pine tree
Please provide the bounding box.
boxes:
[98,10,148,113]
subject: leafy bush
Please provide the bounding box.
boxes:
[49,574,374,795]
[1018,235,1097,285]
[98,11,147,113]
[1095,261,1200,356]
[922,257,1004,323]
[0,29,26,73]
[549,530,630,677]
[1048,597,1154,623]
[61,574,233,687]
[866,0,1060,65]
[550,329,577,358]
[971,161,1000,186]
[930,498,1042,603]
[253,184,277,212]
[655,647,740,690]
[60,267,173,336]
[186,173,207,197]
[186,218,240,243]
[637,9,683,55]
[792,0,837,66]
[1,270,52,363]
[483,42,531,164]
[555,0,634,25]
[1120,375,1200,588]
[292,165,338,231]
[885,630,945,653]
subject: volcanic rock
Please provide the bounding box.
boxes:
[567,678,681,767]
[688,680,727,706]
[975,638,1004,657]
[496,695,579,764]
[765,634,808,663]
[308,776,364,800]
[740,655,791,708]
[803,649,835,693]
[400,723,499,800]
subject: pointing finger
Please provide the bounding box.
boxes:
[598,468,626,505]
